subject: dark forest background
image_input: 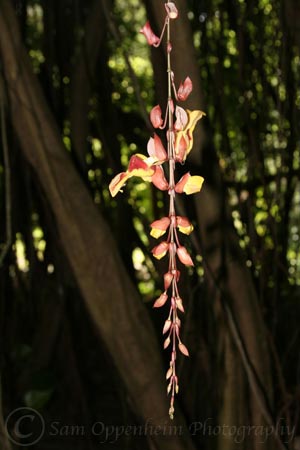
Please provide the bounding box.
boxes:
[0,0,300,449]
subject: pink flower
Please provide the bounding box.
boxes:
[174,106,188,131]
[140,21,160,46]
[151,166,169,191]
[174,135,188,163]
[109,154,156,197]
[150,217,170,238]
[150,105,163,128]
[175,172,204,195]
[176,216,194,235]
[177,246,194,266]
[147,134,167,162]
[177,76,193,101]
[152,241,169,260]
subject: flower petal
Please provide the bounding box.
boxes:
[185,109,206,155]
[174,106,188,131]
[152,241,169,260]
[140,21,160,46]
[174,133,188,162]
[153,292,168,308]
[150,217,170,238]
[177,76,193,101]
[147,134,167,162]
[151,166,169,191]
[175,172,204,195]
[109,172,130,197]
[150,105,163,128]
[176,216,194,235]
[177,246,194,266]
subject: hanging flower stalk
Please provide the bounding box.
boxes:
[109,2,205,419]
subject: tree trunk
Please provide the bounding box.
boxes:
[70,0,107,171]
[0,2,196,449]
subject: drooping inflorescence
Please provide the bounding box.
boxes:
[109,1,205,419]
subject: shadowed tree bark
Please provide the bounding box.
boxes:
[0,2,196,449]
[70,0,107,172]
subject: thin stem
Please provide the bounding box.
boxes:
[165,12,180,420]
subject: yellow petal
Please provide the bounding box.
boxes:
[185,109,206,156]
[128,154,156,178]
[109,172,130,197]
[183,175,204,195]
[150,228,167,239]
[178,224,194,235]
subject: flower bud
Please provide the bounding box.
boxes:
[177,246,194,266]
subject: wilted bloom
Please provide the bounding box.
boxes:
[176,216,194,235]
[150,217,170,238]
[165,2,178,19]
[177,76,193,101]
[147,133,167,162]
[177,246,194,266]
[140,21,160,46]
[150,105,163,128]
[175,172,204,195]
[152,241,169,259]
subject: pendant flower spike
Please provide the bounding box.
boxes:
[109,0,205,420]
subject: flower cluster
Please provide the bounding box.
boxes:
[109,1,205,419]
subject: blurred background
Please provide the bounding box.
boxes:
[0,0,300,449]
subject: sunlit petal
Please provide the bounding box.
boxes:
[175,172,204,195]
[109,172,130,197]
